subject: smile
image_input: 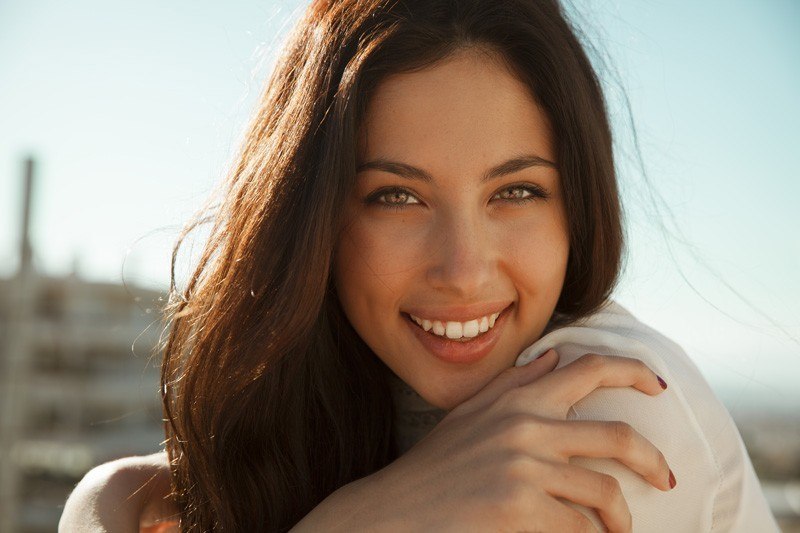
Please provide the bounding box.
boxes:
[407,312,500,340]
[403,305,511,364]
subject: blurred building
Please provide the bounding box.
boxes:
[0,158,166,532]
[0,273,166,532]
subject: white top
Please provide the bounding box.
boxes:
[515,301,779,532]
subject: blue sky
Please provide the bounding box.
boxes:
[1,0,798,411]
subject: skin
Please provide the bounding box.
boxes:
[334,46,569,410]
[297,351,672,532]
[61,48,675,533]
[59,453,179,533]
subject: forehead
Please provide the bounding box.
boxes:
[358,47,556,170]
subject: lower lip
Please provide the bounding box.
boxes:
[404,307,511,365]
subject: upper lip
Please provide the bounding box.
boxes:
[403,301,513,322]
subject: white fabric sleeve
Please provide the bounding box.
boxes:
[515,302,778,532]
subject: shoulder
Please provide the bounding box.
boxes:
[516,301,778,532]
[60,452,172,533]
[518,301,720,426]
[519,301,729,421]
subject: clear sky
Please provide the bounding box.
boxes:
[1,0,798,412]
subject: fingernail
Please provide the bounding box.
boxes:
[536,348,555,360]
[669,469,676,489]
[657,375,668,390]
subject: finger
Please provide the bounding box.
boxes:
[535,354,666,416]
[540,495,600,533]
[552,419,673,492]
[509,349,559,386]
[543,462,631,533]
[459,349,559,413]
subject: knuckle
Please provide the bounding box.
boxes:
[501,453,536,482]
[599,473,623,502]
[576,352,604,371]
[610,421,635,451]
[489,475,534,519]
[498,414,540,450]
[504,480,532,509]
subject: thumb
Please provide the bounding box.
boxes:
[511,348,560,386]
[459,349,559,413]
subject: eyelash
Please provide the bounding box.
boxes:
[364,187,420,211]
[364,184,550,210]
[493,184,551,204]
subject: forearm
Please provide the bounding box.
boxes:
[291,470,396,532]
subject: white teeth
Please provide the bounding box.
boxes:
[409,311,503,340]
[445,322,463,339]
[462,319,480,338]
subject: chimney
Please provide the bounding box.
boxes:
[19,156,35,276]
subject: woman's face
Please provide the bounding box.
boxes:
[334,48,569,410]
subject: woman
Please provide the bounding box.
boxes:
[60,0,777,531]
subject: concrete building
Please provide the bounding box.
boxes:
[0,158,167,532]
[0,273,166,532]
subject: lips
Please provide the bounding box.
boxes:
[404,304,512,364]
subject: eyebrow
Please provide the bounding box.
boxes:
[356,154,557,183]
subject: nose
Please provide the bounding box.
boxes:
[426,211,496,298]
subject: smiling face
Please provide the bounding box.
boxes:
[333,47,569,410]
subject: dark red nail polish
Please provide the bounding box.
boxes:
[657,376,668,390]
[669,469,676,489]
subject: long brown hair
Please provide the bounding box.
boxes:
[161,0,622,530]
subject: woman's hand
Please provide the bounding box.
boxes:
[64,351,672,533]
[297,350,673,533]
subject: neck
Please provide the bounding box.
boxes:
[387,372,448,455]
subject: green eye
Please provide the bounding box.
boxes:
[365,187,421,210]
[492,184,550,203]
[382,190,418,205]
[496,187,532,200]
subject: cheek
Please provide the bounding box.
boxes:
[500,211,569,298]
[334,216,428,320]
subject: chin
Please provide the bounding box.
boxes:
[422,390,462,411]
[413,372,493,411]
